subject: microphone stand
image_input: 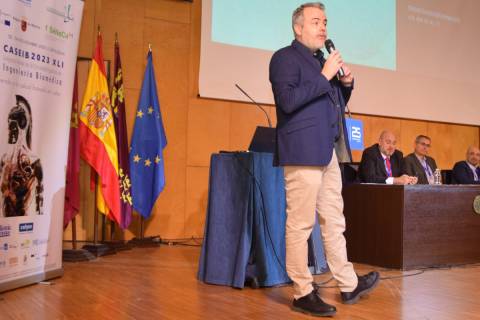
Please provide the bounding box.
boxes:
[235,84,272,128]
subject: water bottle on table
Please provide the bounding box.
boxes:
[433,168,442,185]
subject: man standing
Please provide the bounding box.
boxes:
[403,135,437,184]
[452,146,480,184]
[358,131,417,185]
[269,2,379,317]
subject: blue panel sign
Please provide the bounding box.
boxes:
[345,118,364,150]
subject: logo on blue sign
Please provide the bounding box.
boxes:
[345,118,364,151]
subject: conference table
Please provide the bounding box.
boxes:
[343,184,480,269]
[197,152,327,288]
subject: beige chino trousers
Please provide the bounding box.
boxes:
[284,152,358,299]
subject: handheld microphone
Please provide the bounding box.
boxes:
[324,39,345,77]
[234,84,272,128]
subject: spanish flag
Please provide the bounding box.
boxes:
[79,33,121,225]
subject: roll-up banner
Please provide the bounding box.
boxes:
[0,0,84,292]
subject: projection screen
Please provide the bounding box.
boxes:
[199,0,480,125]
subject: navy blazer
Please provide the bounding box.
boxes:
[451,161,480,184]
[269,40,352,166]
[358,144,404,183]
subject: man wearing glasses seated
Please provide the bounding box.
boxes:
[402,135,438,184]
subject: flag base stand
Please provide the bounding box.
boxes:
[62,249,96,262]
[63,218,96,262]
[82,243,116,257]
[102,240,132,251]
[128,216,161,247]
[128,236,162,247]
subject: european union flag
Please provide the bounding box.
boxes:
[130,51,167,218]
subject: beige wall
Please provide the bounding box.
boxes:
[64,0,480,241]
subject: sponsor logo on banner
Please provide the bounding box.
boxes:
[45,24,73,40]
[0,225,11,238]
[30,251,41,261]
[46,4,74,23]
[21,18,27,31]
[2,243,8,251]
[0,259,6,268]
[11,16,40,31]
[21,239,31,249]
[19,223,34,233]
[0,9,13,26]
[0,9,11,18]
[33,238,48,246]
[9,257,18,266]
[9,242,18,249]
[17,0,33,6]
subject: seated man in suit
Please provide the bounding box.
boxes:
[359,131,417,185]
[451,146,480,184]
[403,135,437,184]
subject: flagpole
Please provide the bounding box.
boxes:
[128,214,161,247]
[100,30,132,252]
[61,64,95,262]
[139,42,150,243]
[82,171,115,256]
[101,213,106,242]
[140,216,145,240]
[127,43,165,248]
[63,216,95,262]
[72,217,77,250]
[110,220,115,240]
[93,173,99,245]
[78,24,117,256]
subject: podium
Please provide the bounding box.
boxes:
[198,152,327,288]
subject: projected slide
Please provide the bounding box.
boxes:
[212,0,396,71]
[200,0,480,125]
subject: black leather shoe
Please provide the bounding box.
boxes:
[341,271,380,305]
[292,290,336,317]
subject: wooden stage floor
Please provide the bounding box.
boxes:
[1,245,480,319]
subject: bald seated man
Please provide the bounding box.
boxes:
[451,146,480,184]
[358,131,417,185]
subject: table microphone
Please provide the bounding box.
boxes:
[324,39,345,77]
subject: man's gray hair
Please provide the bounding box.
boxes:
[292,2,325,35]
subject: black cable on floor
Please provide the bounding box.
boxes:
[159,237,203,247]
[313,262,480,288]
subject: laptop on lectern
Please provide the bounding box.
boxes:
[248,126,276,153]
